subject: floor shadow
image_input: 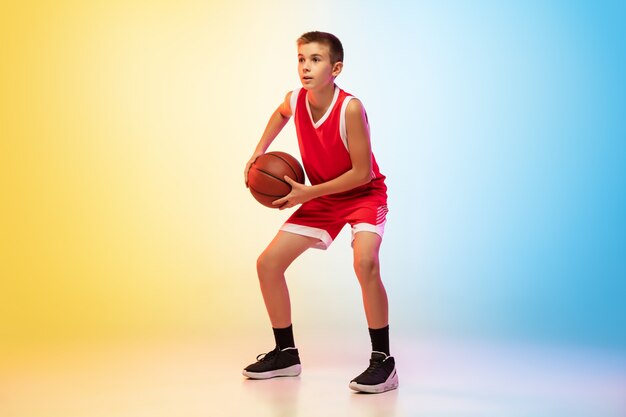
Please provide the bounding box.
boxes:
[349,387,400,417]
[242,376,302,417]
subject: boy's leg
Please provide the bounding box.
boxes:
[242,231,318,380]
[257,230,318,328]
[350,231,398,393]
[352,231,388,330]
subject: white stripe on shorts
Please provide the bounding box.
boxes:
[280,223,333,250]
[351,220,387,246]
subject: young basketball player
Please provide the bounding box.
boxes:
[242,31,398,394]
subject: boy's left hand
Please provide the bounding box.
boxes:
[273,176,314,210]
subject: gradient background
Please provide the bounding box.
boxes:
[2,0,625,367]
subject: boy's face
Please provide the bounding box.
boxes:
[297,42,343,91]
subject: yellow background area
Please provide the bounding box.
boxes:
[1,1,319,354]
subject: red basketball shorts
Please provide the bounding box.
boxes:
[280,195,389,250]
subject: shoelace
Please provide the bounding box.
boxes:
[363,358,387,375]
[256,348,280,362]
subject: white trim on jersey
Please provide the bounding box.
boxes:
[339,96,354,151]
[290,88,301,116]
[340,96,376,179]
[306,86,339,129]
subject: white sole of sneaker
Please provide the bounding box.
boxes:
[242,364,302,380]
[349,368,399,393]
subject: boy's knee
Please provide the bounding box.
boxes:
[353,255,380,280]
[257,250,284,276]
[256,252,273,274]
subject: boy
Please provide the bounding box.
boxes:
[242,31,398,394]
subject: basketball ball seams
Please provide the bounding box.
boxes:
[248,185,284,198]
[253,167,291,187]
[267,153,300,182]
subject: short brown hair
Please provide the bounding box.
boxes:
[297,31,344,64]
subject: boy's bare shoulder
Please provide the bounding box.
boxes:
[278,90,294,117]
[346,98,368,123]
[346,97,364,114]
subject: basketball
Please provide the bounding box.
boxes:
[248,151,305,208]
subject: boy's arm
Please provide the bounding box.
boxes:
[244,92,293,187]
[274,99,373,209]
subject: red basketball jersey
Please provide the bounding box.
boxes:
[290,85,387,200]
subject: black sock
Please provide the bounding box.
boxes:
[369,325,390,356]
[273,324,295,349]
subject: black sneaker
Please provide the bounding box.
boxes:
[242,346,302,379]
[349,351,399,393]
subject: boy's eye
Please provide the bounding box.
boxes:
[298,58,305,63]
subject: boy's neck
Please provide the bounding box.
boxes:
[307,83,336,111]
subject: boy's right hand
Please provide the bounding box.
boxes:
[244,153,263,187]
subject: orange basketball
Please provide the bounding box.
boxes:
[248,151,305,208]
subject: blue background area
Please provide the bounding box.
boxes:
[324,1,626,349]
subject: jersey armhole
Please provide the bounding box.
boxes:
[339,96,355,150]
[290,88,301,115]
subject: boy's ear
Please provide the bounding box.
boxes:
[332,61,343,77]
